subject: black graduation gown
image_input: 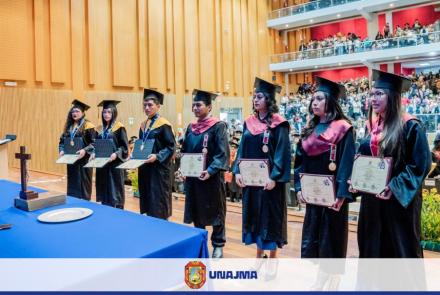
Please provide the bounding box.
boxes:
[357,119,431,258]
[182,121,230,226]
[232,120,291,249]
[59,121,97,200]
[138,118,175,219]
[294,123,356,258]
[95,122,129,208]
[428,151,440,178]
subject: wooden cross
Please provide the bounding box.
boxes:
[15,146,38,200]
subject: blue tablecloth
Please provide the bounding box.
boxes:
[0,180,208,258]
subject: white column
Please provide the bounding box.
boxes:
[367,13,379,40]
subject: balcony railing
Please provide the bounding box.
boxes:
[269,0,360,20]
[270,30,440,64]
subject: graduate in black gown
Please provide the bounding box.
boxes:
[58,100,97,200]
[428,133,440,178]
[352,70,431,258]
[233,78,290,273]
[92,100,129,209]
[294,77,356,259]
[182,90,230,258]
[138,89,176,220]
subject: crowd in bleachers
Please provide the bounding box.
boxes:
[296,19,440,60]
[281,70,440,134]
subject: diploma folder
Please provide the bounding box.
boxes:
[117,139,154,169]
[84,139,116,168]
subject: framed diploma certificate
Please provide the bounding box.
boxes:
[56,154,80,165]
[238,159,269,187]
[180,153,205,177]
[350,155,392,195]
[300,174,335,207]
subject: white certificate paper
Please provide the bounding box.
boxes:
[238,159,269,187]
[83,158,111,168]
[350,155,392,194]
[180,153,205,177]
[56,154,80,165]
[300,174,335,207]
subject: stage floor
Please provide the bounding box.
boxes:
[4,168,439,258]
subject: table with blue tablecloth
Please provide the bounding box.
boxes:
[0,180,208,258]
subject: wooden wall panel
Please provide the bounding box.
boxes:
[0,0,277,174]
[87,0,112,89]
[111,0,137,87]
[0,0,33,81]
[147,0,166,90]
[71,0,86,98]
[165,0,175,92]
[172,0,185,126]
[221,0,234,95]
[137,0,148,87]
[199,0,216,92]
[49,0,71,84]
[232,0,243,96]
[184,0,200,92]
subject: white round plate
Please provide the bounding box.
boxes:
[37,207,93,223]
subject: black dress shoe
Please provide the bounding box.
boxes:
[212,247,223,258]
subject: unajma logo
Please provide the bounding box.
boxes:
[185,261,206,289]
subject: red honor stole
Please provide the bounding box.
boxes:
[245,113,287,135]
[191,116,220,135]
[302,120,352,156]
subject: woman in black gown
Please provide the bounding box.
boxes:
[93,100,129,209]
[233,78,290,268]
[58,100,97,200]
[294,77,356,259]
[353,70,431,258]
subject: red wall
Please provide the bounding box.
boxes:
[378,14,386,34]
[394,63,402,75]
[401,67,415,76]
[311,18,367,40]
[312,67,368,82]
[392,5,440,29]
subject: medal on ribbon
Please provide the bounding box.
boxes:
[202,134,209,155]
[262,130,270,153]
[328,143,337,171]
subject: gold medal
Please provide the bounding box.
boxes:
[262,145,269,153]
[202,148,208,154]
[70,140,75,147]
[328,162,337,171]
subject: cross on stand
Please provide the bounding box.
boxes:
[15,146,38,200]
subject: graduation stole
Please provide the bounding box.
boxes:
[190,116,219,135]
[367,113,415,157]
[96,122,124,138]
[301,119,352,156]
[245,113,287,136]
[140,116,173,132]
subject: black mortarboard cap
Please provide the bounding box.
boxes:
[97,100,121,108]
[71,99,90,111]
[143,89,164,105]
[192,89,218,105]
[372,69,411,93]
[254,77,282,100]
[315,76,346,99]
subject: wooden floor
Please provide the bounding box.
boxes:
[5,168,440,258]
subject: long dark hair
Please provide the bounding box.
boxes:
[101,104,118,128]
[302,91,351,139]
[63,106,85,134]
[252,92,279,127]
[367,88,404,163]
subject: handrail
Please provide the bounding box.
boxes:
[270,30,440,64]
[269,0,360,20]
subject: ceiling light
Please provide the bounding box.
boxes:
[314,65,319,69]
[338,62,342,66]
[419,63,430,67]
[337,14,341,18]
[395,56,399,60]
[389,3,394,7]
[309,19,314,23]
[429,52,437,56]
[289,69,293,72]
[285,24,289,28]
